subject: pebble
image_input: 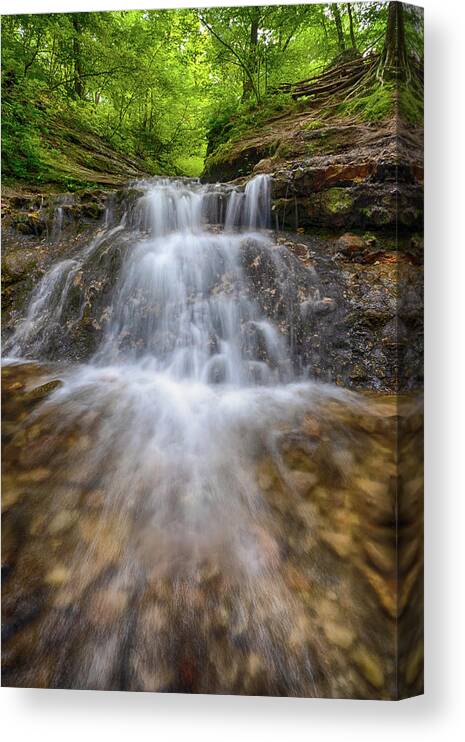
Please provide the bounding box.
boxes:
[323,621,355,649]
[351,645,384,689]
[87,586,128,629]
[302,416,321,438]
[320,530,352,558]
[360,563,396,618]
[23,379,63,402]
[18,467,50,483]
[45,565,71,586]
[7,381,25,392]
[82,488,106,509]
[291,470,318,495]
[258,470,274,491]
[405,641,423,685]
[48,509,79,535]
[1,488,22,512]
[364,541,395,574]
[355,477,387,499]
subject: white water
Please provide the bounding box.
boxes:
[4,175,352,692]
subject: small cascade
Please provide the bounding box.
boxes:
[6,175,277,368]
[2,173,353,695]
[49,193,77,242]
[244,173,271,229]
[224,173,270,230]
[6,221,126,358]
[50,206,64,242]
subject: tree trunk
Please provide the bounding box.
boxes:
[347,4,357,50]
[332,6,346,53]
[72,15,85,99]
[380,1,409,81]
[242,10,260,101]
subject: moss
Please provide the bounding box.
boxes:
[323,188,354,215]
[276,140,296,158]
[339,84,396,122]
[2,251,39,282]
[360,205,392,226]
[302,118,324,131]
[81,202,104,219]
[398,85,423,124]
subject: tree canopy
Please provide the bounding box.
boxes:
[1,3,424,186]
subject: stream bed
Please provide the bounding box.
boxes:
[2,177,423,698]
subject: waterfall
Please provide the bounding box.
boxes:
[2,174,356,694]
[86,176,282,384]
[6,176,276,370]
[244,173,271,228]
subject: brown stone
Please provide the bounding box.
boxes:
[323,621,355,649]
[321,530,352,558]
[87,586,128,629]
[335,233,366,256]
[48,509,79,535]
[17,467,50,483]
[364,541,395,574]
[352,646,384,689]
[45,565,71,586]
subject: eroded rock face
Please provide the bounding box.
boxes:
[204,118,423,233]
[1,232,423,392]
[240,232,423,391]
[2,182,422,392]
[1,187,144,347]
[2,189,108,238]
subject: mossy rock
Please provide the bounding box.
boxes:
[81,202,105,219]
[23,379,63,403]
[322,188,354,215]
[2,250,39,282]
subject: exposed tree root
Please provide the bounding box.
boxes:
[271,51,422,116]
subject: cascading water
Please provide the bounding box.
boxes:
[3,175,402,697]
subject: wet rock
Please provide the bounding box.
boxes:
[352,646,384,689]
[86,586,128,629]
[17,467,50,483]
[335,233,366,257]
[323,621,355,649]
[45,565,71,586]
[23,379,63,403]
[48,509,79,535]
[2,250,39,282]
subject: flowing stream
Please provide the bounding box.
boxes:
[2,176,418,697]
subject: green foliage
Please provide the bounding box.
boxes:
[302,118,325,131]
[1,4,424,185]
[1,95,45,180]
[1,9,211,183]
[174,155,205,178]
[205,93,296,157]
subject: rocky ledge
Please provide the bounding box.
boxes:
[204,116,423,233]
